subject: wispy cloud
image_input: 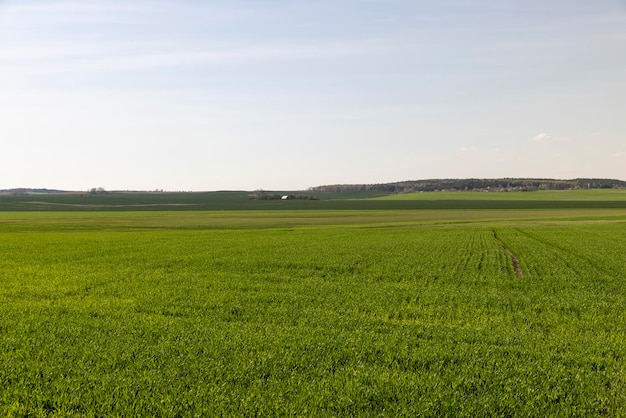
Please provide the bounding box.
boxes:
[1,40,395,77]
[531,132,570,143]
[0,0,149,26]
[0,0,399,77]
[3,0,143,13]
[615,152,626,158]
[532,132,551,142]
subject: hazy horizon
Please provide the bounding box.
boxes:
[2,1,625,191]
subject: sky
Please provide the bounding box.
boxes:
[1,0,625,191]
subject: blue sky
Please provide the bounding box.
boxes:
[1,0,625,191]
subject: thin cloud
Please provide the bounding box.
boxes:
[2,38,395,76]
[532,133,551,142]
[531,133,570,143]
[0,1,147,26]
[1,0,399,76]
[615,152,626,158]
[3,0,143,14]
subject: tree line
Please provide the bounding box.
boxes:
[309,178,626,193]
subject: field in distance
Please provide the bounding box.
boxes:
[2,189,626,211]
[374,188,626,201]
[1,196,626,415]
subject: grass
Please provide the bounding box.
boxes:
[1,197,626,416]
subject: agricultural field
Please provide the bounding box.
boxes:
[375,189,626,201]
[3,189,626,211]
[1,193,626,416]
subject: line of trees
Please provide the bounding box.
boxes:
[310,178,626,193]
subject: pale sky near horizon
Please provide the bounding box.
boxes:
[1,0,625,191]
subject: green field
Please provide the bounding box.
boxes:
[3,189,626,211]
[1,192,626,416]
[375,189,626,201]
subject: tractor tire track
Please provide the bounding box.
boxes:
[493,231,523,277]
[511,227,614,278]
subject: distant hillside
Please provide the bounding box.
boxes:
[310,178,626,193]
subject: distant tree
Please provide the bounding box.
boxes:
[89,187,107,194]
